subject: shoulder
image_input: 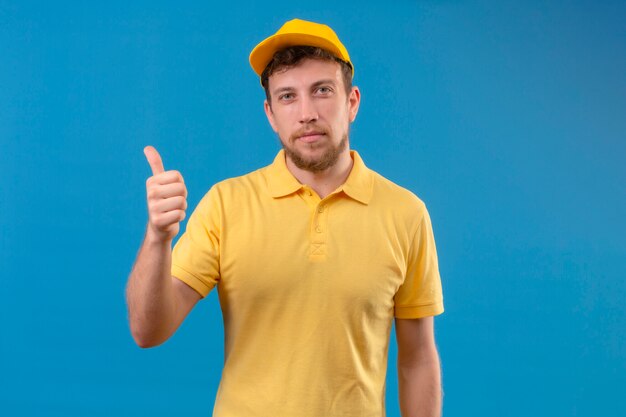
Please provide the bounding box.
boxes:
[212,166,266,193]
[196,165,269,209]
[364,168,435,247]
[369,169,428,215]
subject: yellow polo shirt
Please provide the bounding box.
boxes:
[171,149,444,417]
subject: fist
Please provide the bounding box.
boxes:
[143,145,188,243]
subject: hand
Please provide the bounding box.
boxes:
[143,146,188,243]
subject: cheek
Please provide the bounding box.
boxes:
[276,118,292,135]
[272,117,294,141]
[273,109,295,129]
[328,106,350,131]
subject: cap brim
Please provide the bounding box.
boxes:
[249,32,351,77]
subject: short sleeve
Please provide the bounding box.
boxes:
[171,185,221,297]
[394,206,444,318]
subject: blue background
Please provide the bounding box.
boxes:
[1,1,624,416]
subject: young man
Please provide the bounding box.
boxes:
[127,19,444,417]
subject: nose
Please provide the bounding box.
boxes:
[298,96,318,124]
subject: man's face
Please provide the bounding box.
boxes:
[264,58,360,173]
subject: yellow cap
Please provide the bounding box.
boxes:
[249,19,354,79]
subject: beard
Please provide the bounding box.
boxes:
[281,127,349,173]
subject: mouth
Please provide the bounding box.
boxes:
[297,131,326,143]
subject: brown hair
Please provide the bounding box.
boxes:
[261,46,353,106]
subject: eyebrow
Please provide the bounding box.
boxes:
[272,86,295,96]
[272,79,338,96]
[311,79,337,89]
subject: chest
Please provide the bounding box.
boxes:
[217,195,411,315]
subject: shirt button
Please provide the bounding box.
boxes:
[315,226,322,233]
[317,206,324,213]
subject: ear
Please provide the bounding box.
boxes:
[264,99,278,133]
[348,86,361,123]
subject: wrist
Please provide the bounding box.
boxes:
[145,227,173,247]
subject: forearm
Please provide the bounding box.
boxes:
[398,354,442,417]
[126,230,177,347]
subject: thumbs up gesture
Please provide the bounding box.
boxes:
[143,146,188,243]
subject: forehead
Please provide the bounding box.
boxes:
[268,58,343,91]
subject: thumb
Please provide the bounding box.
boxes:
[144,145,165,176]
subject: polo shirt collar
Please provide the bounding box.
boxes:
[266,150,303,197]
[266,149,374,205]
[341,150,373,204]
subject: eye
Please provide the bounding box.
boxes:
[316,86,333,94]
[278,93,294,101]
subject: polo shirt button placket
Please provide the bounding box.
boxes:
[301,187,320,211]
[309,200,329,261]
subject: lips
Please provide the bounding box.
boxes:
[299,133,324,142]
[296,131,326,143]
[290,125,329,144]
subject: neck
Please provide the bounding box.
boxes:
[285,149,354,199]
